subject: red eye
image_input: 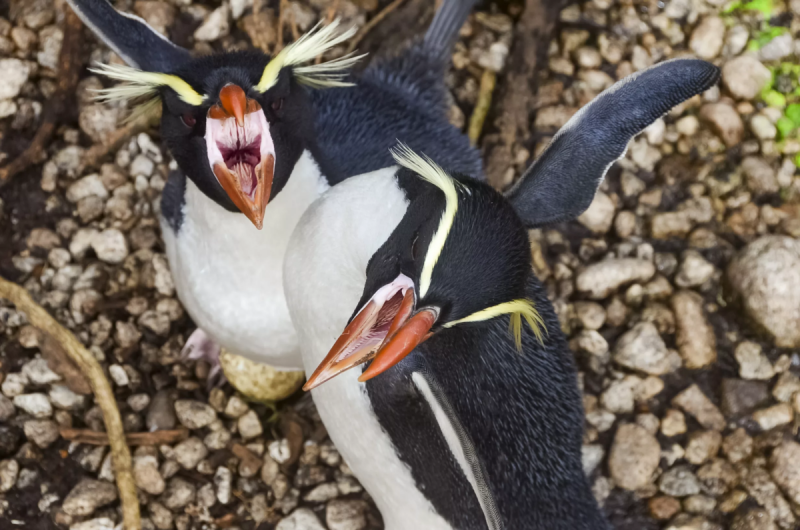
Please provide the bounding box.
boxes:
[271,98,284,111]
[181,112,196,127]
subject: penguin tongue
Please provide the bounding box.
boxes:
[304,274,416,391]
[213,154,274,229]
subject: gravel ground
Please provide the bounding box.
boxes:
[1,0,800,529]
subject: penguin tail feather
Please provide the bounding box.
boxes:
[424,0,481,61]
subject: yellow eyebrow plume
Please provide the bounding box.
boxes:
[390,142,460,298]
[255,18,364,93]
[444,299,546,351]
[90,62,205,106]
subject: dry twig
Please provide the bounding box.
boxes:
[276,0,287,51]
[82,111,156,170]
[468,69,497,145]
[345,0,406,54]
[0,277,141,530]
[0,9,84,186]
[61,427,190,446]
[230,443,263,470]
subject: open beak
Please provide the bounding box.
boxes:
[205,84,275,229]
[303,274,437,391]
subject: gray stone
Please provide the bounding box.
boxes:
[238,409,263,440]
[759,34,793,62]
[23,419,60,448]
[734,342,774,380]
[91,229,129,264]
[0,59,30,99]
[49,385,85,410]
[741,467,795,529]
[134,454,165,495]
[214,466,232,504]
[21,358,60,385]
[174,400,217,429]
[277,508,326,530]
[690,16,725,59]
[659,466,702,497]
[608,423,660,490]
[728,236,800,348]
[700,103,744,147]
[742,157,779,195]
[722,56,771,100]
[577,192,615,234]
[160,477,196,510]
[672,384,726,431]
[577,259,655,299]
[0,459,18,492]
[675,252,715,288]
[194,6,229,41]
[62,479,119,516]
[13,393,52,418]
[174,437,208,470]
[672,290,717,369]
[770,441,800,505]
[731,509,777,530]
[147,390,176,431]
[326,499,368,530]
[753,403,793,431]
[721,379,770,417]
[613,322,681,375]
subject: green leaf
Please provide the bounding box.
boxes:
[794,152,800,168]
[743,0,774,16]
[763,90,787,108]
[786,104,800,126]
[777,116,795,139]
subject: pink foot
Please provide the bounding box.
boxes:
[182,329,227,388]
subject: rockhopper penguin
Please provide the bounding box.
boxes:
[284,58,720,529]
[65,0,482,398]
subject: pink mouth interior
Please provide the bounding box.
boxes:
[218,134,262,198]
[340,290,406,362]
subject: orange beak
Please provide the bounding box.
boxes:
[303,284,438,391]
[206,84,275,229]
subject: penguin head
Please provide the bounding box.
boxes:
[71,0,360,229]
[304,145,545,389]
[303,57,721,389]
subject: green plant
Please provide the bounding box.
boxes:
[724,0,774,17]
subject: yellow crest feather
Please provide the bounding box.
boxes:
[390,142,460,298]
[255,19,364,92]
[89,63,205,106]
[444,299,546,351]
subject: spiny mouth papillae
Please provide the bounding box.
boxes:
[206,103,275,229]
[303,274,416,389]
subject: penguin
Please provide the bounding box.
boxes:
[65,0,482,396]
[283,58,720,529]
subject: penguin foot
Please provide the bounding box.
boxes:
[182,329,228,388]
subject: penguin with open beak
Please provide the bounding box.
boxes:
[284,58,720,529]
[66,0,481,398]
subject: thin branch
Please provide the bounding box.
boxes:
[468,69,497,145]
[0,9,84,186]
[0,277,140,530]
[82,110,156,170]
[60,427,190,446]
[345,0,406,55]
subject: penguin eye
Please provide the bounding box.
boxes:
[411,233,420,260]
[181,112,196,127]
[271,98,284,112]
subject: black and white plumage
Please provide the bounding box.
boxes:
[284,58,720,529]
[66,0,481,375]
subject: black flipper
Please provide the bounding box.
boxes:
[65,0,190,72]
[507,58,720,228]
[424,0,481,61]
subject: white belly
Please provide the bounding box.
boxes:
[284,171,454,530]
[162,151,329,370]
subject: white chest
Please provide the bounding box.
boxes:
[284,171,454,530]
[162,151,329,370]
